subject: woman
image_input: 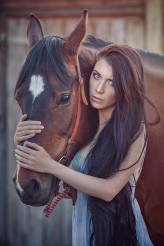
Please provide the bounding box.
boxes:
[14,44,153,245]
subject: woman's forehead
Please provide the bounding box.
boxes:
[94,58,113,78]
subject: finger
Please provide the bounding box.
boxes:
[17,125,44,133]
[15,135,34,144]
[16,160,34,170]
[14,133,35,145]
[20,114,28,122]
[26,141,43,151]
[17,145,36,154]
[15,153,33,164]
[18,122,43,129]
[17,129,42,135]
[17,134,36,142]
[20,121,42,125]
[15,149,35,161]
[16,131,36,137]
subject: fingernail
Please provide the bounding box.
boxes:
[41,126,44,129]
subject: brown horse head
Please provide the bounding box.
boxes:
[13,10,98,206]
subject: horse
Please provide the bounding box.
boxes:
[12,10,164,245]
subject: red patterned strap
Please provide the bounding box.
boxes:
[43,184,71,217]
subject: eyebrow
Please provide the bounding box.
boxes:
[93,69,101,76]
[93,69,113,81]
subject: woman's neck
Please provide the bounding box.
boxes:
[80,107,114,157]
[97,107,114,134]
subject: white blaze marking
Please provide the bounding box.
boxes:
[16,141,28,195]
[29,75,45,102]
[16,165,24,195]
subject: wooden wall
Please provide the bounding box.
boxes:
[0,0,163,245]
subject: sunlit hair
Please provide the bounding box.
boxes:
[86,44,154,245]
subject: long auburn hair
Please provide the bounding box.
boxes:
[86,44,151,246]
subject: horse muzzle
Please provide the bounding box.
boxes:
[13,166,55,206]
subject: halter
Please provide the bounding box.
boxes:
[43,56,88,217]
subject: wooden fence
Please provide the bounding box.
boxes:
[0,0,163,245]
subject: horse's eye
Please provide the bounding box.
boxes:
[58,94,71,104]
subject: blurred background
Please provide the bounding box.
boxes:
[0,0,164,245]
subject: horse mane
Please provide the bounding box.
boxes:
[83,35,112,49]
[84,35,164,63]
[84,35,164,78]
[14,36,73,95]
[137,49,164,78]
[138,48,164,61]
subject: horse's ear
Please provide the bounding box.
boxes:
[64,10,88,54]
[27,14,44,49]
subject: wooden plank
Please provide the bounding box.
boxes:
[43,203,62,246]
[0,9,144,19]
[0,0,145,17]
[60,199,72,246]
[0,12,8,245]
[0,0,145,10]
[110,18,127,43]
[87,16,144,50]
[0,15,6,133]
[34,17,83,38]
[126,17,144,49]
[145,0,163,53]
[41,18,67,37]
[88,18,113,41]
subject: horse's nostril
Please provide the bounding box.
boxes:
[24,179,41,199]
[32,179,40,196]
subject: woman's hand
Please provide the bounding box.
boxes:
[14,114,44,146]
[15,142,53,173]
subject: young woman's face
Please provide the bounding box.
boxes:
[89,58,116,111]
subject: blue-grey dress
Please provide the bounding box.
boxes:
[70,151,153,246]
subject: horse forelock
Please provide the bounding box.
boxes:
[14,36,74,96]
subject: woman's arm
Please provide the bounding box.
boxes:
[15,126,146,202]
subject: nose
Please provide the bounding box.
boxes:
[96,81,105,94]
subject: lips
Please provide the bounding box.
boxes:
[92,95,103,101]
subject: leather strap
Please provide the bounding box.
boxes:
[56,56,88,204]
